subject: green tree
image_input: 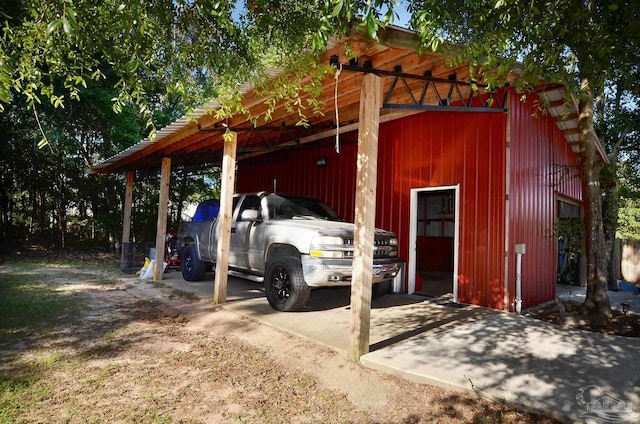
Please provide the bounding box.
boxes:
[0,0,393,253]
[0,0,348,133]
[397,0,640,316]
[597,92,640,285]
[4,1,637,317]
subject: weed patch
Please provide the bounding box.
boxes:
[0,274,86,345]
[169,288,199,301]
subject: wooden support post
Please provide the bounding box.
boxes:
[122,170,134,244]
[120,171,134,271]
[153,157,171,281]
[348,73,382,361]
[213,132,237,305]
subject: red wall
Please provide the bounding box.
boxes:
[236,110,508,309]
[235,136,360,221]
[236,94,582,311]
[383,111,507,308]
[507,92,583,310]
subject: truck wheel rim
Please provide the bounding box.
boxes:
[184,256,193,272]
[272,266,290,301]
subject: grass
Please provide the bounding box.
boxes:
[0,273,86,344]
[0,259,561,424]
[0,375,51,423]
[0,263,91,423]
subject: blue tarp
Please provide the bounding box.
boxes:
[617,280,640,295]
[191,199,220,222]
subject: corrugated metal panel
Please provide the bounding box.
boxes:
[235,141,359,221]
[381,112,507,308]
[507,91,583,310]
[237,110,508,309]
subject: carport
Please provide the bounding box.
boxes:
[90,27,542,359]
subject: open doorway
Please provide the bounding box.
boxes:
[408,186,459,300]
[556,198,582,286]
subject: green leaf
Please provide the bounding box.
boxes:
[51,94,65,108]
[47,19,62,33]
[65,5,78,28]
[62,18,71,35]
[331,0,343,17]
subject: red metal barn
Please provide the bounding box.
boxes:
[235,88,583,311]
[92,27,593,313]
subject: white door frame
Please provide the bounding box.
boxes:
[408,185,460,302]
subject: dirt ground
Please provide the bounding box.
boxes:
[525,297,640,337]
[0,260,559,423]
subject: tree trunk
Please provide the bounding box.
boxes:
[58,200,66,251]
[601,168,619,291]
[54,173,67,251]
[578,78,611,316]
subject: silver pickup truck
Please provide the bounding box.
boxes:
[177,192,402,311]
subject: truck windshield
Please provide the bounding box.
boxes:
[266,194,341,221]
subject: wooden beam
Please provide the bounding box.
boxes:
[562,127,581,135]
[534,82,565,93]
[554,113,579,122]
[213,132,238,305]
[348,73,382,361]
[122,171,134,244]
[237,111,421,162]
[153,157,171,281]
[120,170,135,271]
[548,98,570,109]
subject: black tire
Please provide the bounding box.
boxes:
[181,244,206,281]
[372,280,391,299]
[264,257,311,312]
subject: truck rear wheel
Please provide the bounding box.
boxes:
[264,257,310,312]
[181,244,206,281]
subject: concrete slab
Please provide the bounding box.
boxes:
[361,313,640,423]
[157,271,640,423]
[158,270,497,352]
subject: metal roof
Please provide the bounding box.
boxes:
[90,27,606,174]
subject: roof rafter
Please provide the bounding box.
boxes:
[329,55,508,112]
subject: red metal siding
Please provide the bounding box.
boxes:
[235,140,359,221]
[381,112,507,308]
[507,91,583,310]
[237,110,508,309]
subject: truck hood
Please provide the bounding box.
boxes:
[273,218,396,238]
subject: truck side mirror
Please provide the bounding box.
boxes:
[240,209,260,221]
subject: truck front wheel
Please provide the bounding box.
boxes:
[181,244,206,281]
[264,257,311,312]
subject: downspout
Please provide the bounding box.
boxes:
[515,243,526,314]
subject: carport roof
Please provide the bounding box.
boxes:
[90,26,600,175]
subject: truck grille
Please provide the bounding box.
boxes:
[343,238,393,246]
[342,238,396,259]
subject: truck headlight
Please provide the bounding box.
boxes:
[310,250,344,258]
[310,236,344,259]
[389,238,398,245]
